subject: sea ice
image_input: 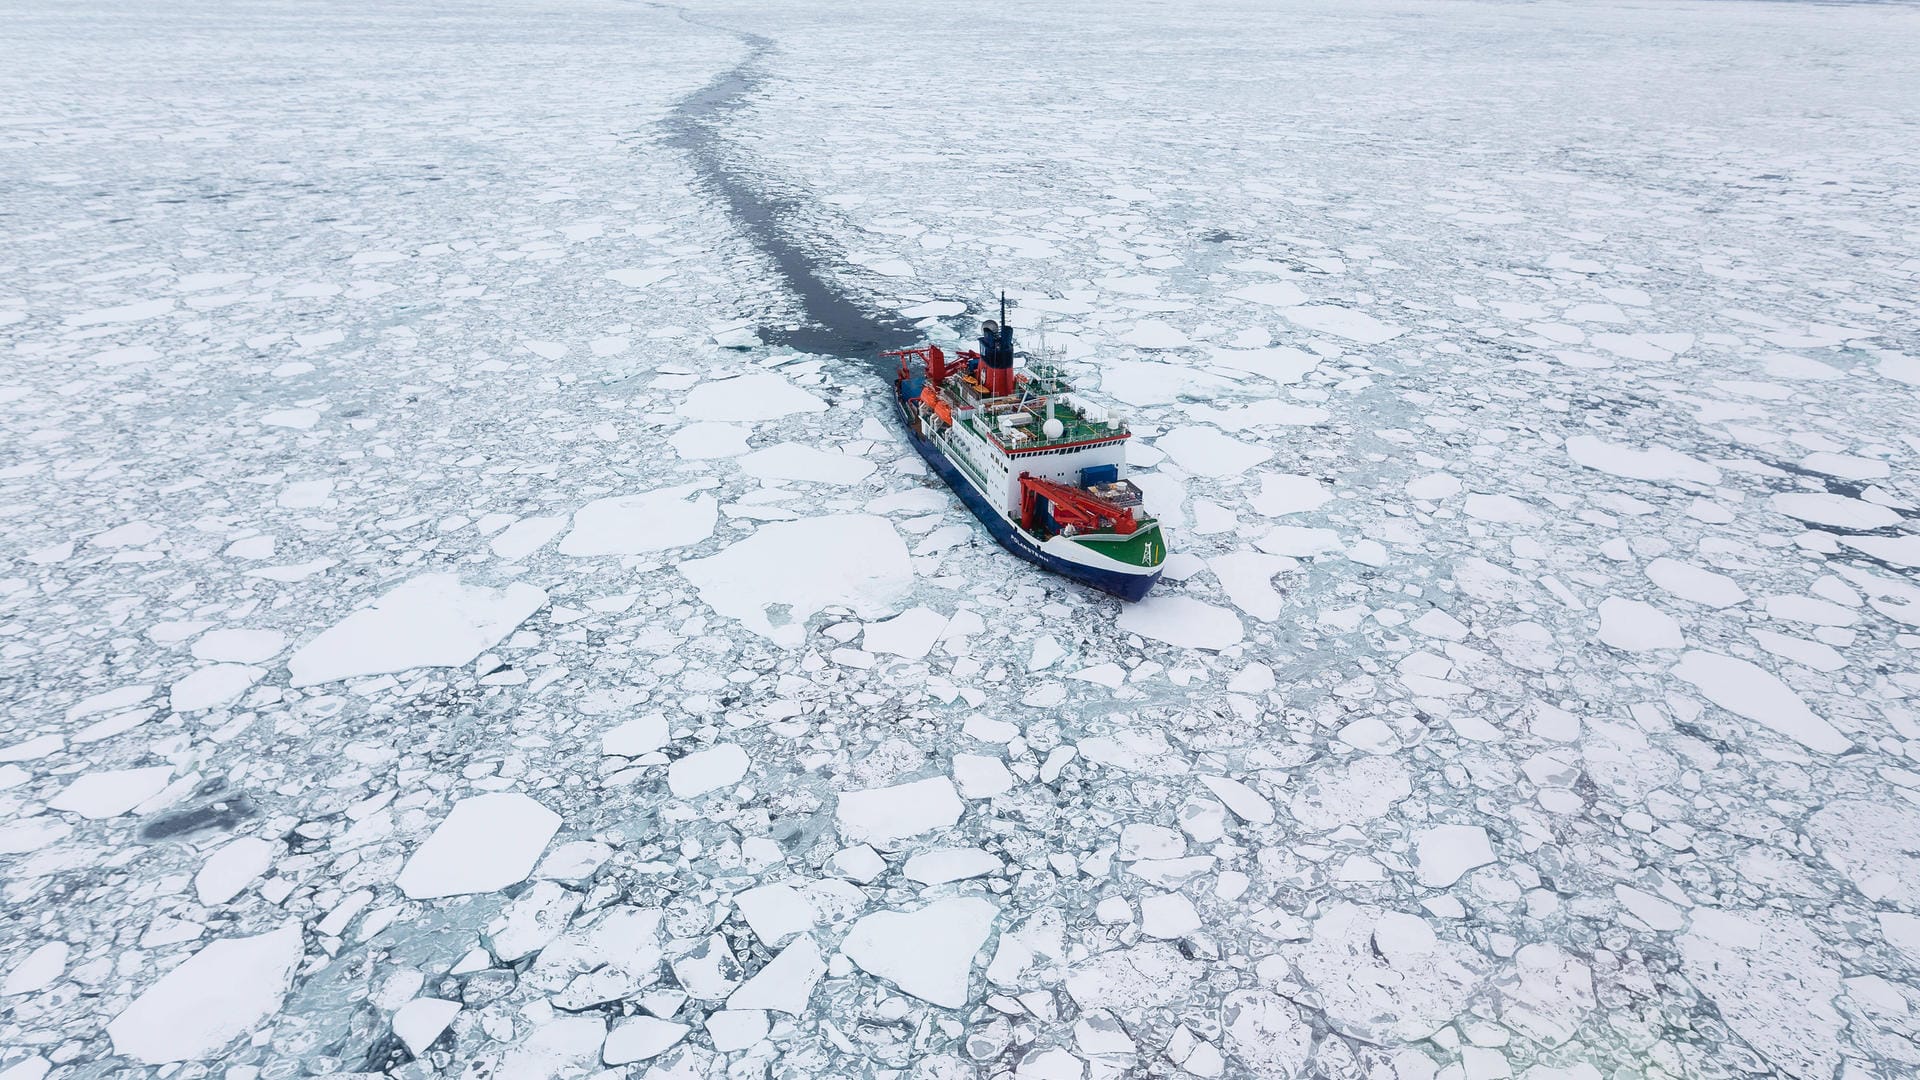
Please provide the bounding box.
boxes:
[559,483,718,556]
[107,923,303,1064]
[396,792,561,899]
[49,766,171,818]
[667,744,749,798]
[1280,304,1406,343]
[1565,436,1721,485]
[1769,492,1900,530]
[287,573,547,686]
[837,776,964,846]
[738,442,876,485]
[1671,650,1849,753]
[1414,825,1496,887]
[678,371,825,422]
[679,515,912,645]
[1596,597,1684,651]
[842,897,997,1008]
[1116,595,1244,650]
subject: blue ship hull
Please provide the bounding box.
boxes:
[892,387,1161,602]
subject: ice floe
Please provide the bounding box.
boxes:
[287,574,546,686]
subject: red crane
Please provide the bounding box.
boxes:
[1018,475,1138,537]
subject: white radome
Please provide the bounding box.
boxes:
[1042,417,1065,439]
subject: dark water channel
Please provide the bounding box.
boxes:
[658,9,921,366]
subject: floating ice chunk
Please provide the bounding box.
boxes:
[1768,492,1899,530]
[92,344,160,367]
[606,267,675,288]
[1229,282,1309,307]
[392,998,461,1057]
[1153,426,1271,477]
[600,712,669,757]
[1596,597,1683,651]
[1205,345,1320,384]
[706,1009,768,1051]
[667,744,748,798]
[1644,558,1746,608]
[287,574,547,686]
[498,1016,606,1078]
[5,941,68,996]
[1565,436,1720,485]
[1841,534,1920,567]
[485,881,583,961]
[864,607,948,659]
[1199,775,1273,824]
[1281,905,1483,1042]
[904,847,1003,885]
[1807,800,1920,905]
[396,792,561,899]
[1614,885,1684,931]
[50,766,171,818]
[733,884,816,946]
[1405,473,1461,500]
[560,483,718,556]
[1065,942,1199,1011]
[669,422,751,459]
[490,515,567,559]
[93,521,163,548]
[678,372,825,422]
[1222,991,1312,1076]
[530,907,664,1008]
[953,754,1014,799]
[1798,452,1889,481]
[536,840,613,881]
[196,837,275,905]
[191,629,286,664]
[1672,651,1848,752]
[680,515,912,646]
[1879,912,1920,961]
[842,897,997,1008]
[837,777,963,846]
[106,923,302,1064]
[1290,757,1412,830]
[1123,320,1190,349]
[260,407,319,429]
[739,442,876,485]
[1463,494,1543,525]
[1749,629,1846,672]
[1763,352,1842,380]
[1409,609,1469,641]
[1280,305,1405,344]
[1250,473,1330,516]
[170,664,264,712]
[1140,892,1201,938]
[276,479,333,509]
[603,1015,689,1064]
[1678,909,1843,1078]
[1208,552,1294,622]
[66,298,173,326]
[1099,360,1239,406]
[1414,825,1495,887]
[1499,944,1594,1047]
[1118,594,1244,651]
[66,684,153,721]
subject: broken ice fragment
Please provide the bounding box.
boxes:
[836,776,963,846]
[107,923,303,1064]
[396,792,561,899]
[842,897,997,1008]
[287,573,547,687]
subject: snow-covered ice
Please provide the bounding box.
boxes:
[5,0,1918,1074]
[395,792,562,899]
[286,573,548,686]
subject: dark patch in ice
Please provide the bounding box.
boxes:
[138,785,259,842]
[656,6,920,366]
